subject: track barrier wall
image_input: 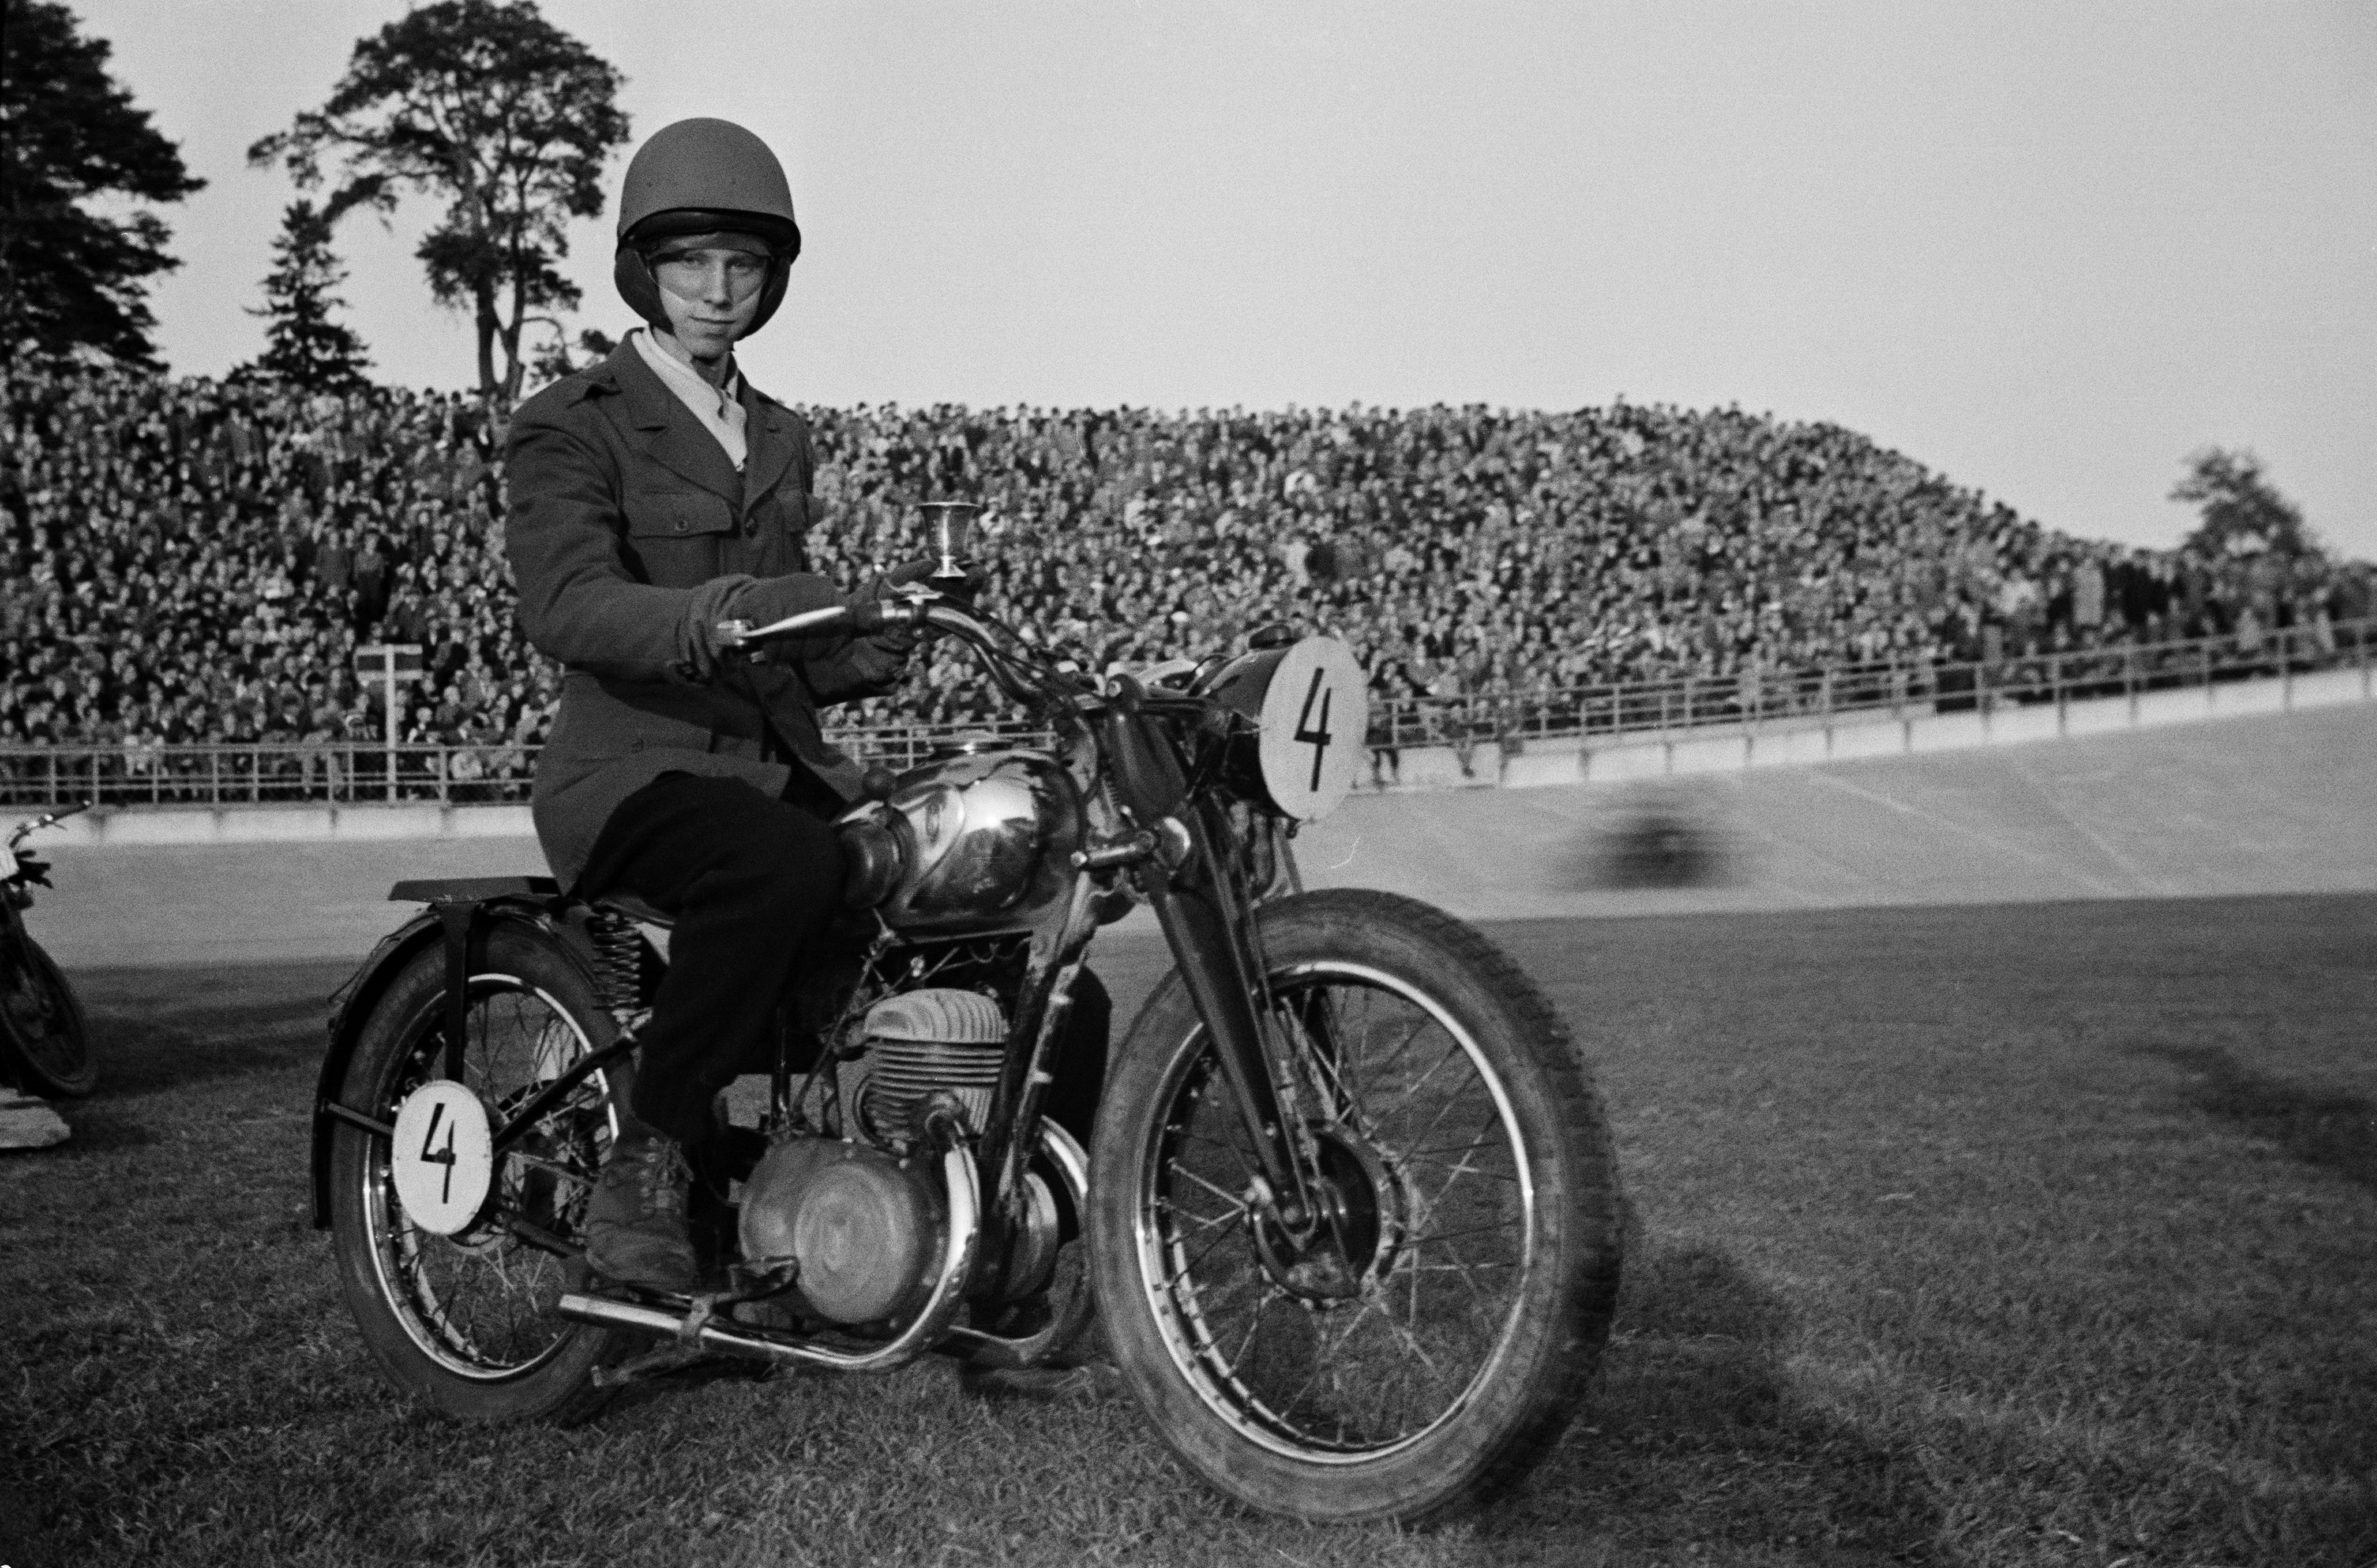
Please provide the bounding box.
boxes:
[10,621,2373,849]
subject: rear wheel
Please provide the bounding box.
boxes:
[1088,889,1622,1523]
[0,932,95,1099]
[329,923,626,1423]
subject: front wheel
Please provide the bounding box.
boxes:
[1088,889,1622,1524]
[328,922,627,1423]
[0,932,95,1098]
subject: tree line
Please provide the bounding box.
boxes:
[0,0,2339,563]
[3,0,624,402]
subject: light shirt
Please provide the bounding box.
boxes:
[632,327,748,472]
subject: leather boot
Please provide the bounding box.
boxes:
[584,1125,699,1291]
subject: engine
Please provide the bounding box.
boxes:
[736,988,1063,1326]
[853,988,1005,1143]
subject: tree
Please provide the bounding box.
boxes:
[242,200,373,391]
[248,0,629,403]
[523,323,616,389]
[2170,447,2320,560]
[0,0,205,365]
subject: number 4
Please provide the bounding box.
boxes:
[1294,669,1333,793]
[420,1100,459,1204]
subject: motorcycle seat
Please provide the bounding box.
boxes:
[389,876,561,905]
[592,891,675,930]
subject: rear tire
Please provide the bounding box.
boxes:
[329,922,627,1423]
[0,933,95,1099]
[1088,889,1621,1523]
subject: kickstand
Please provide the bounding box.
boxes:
[591,1339,716,1389]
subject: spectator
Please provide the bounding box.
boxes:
[2,356,2365,773]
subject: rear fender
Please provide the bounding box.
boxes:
[309,893,598,1227]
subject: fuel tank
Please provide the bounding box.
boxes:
[834,748,1083,934]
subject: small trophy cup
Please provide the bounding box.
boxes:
[915,501,984,586]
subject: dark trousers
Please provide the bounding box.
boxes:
[578,772,845,1145]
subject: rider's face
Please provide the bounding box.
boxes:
[650,234,771,367]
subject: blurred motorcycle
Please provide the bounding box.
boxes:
[311,534,1623,1525]
[1,803,96,1099]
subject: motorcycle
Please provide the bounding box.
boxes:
[310,574,1623,1525]
[1,802,96,1100]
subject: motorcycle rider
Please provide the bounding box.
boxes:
[504,119,940,1290]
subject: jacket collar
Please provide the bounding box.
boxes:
[586,339,801,515]
[590,338,742,504]
[738,381,802,510]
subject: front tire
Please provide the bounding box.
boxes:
[329,922,627,1423]
[1088,889,1622,1523]
[0,932,95,1098]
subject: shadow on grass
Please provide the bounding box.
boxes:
[46,1102,156,1154]
[2146,1044,2377,1191]
[80,992,332,1100]
[1470,1245,1953,1566]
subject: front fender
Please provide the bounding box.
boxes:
[308,897,600,1227]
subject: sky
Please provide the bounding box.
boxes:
[72,0,2377,559]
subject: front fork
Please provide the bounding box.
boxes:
[1139,802,1322,1229]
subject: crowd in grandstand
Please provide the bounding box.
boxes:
[3,356,2370,764]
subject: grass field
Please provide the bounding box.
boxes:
[3,893,2372,1568]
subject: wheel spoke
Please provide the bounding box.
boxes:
[1142,964,1534,1461]
[363,974,610,1380]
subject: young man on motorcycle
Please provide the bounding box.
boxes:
[504,118,937,1291]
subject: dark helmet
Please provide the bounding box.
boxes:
[613,118,802,337]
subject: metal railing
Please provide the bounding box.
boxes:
[1366,617,2374,756]
[0,717,1051,810]
[1,618,2366,810]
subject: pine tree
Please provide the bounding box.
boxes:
[0,0,206,364]
[243,200,372,391]
[249,0,629,403]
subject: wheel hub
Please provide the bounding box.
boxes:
[1250,1123,1407,1304]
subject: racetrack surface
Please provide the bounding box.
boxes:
[21,701,2374,970]
[3,893,2372,1567]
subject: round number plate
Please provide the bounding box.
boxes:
[389,1080,494,1236]
[1256,636,1368,821]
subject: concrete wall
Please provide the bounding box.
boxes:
[23,661,2372,851]
[22,696,2374,969]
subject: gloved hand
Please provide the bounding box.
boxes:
[825,560,941,691]
[735,571,842,627]
[682,571,837,681]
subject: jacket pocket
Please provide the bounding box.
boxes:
[626,488,736,540]
[623,489,737,585]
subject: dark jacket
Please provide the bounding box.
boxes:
[505,340,874,889]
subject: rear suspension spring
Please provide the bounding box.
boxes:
[589,911,648,1030]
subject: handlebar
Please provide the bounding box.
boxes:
[719,594,1089,715]
[9,801,89,851]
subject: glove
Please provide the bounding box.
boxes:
[817,559,941,691]
[685,571,837,679]
[736,571,843,626]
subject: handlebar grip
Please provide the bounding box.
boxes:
[845,601,889,634]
